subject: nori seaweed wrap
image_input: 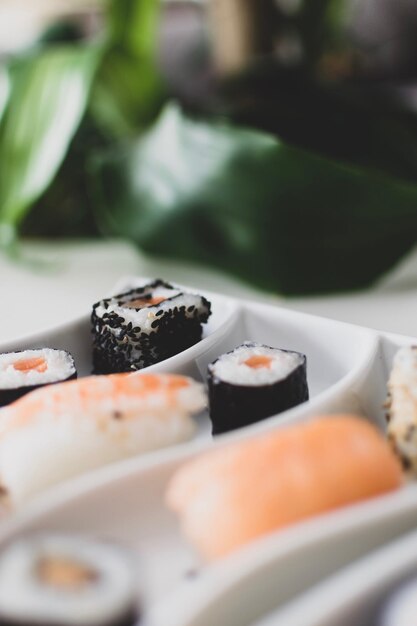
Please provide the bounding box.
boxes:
[208,342,308,434]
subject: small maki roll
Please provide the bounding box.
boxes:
[0,349,76,407]
[208,342,308,434]
[0,534,139,626]
[386,345,417,472]
[92,279,212,374]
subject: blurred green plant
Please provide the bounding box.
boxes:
[92,104,417,294]
[0,66,10,123]
[0,46,98,248]
[91,0,164,137]
[1,0,417,294]
[0,0,164,245]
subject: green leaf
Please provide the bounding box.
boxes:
[0,65,10,124]
[91,46,163,136]
[90,0,164,137]
[0,45,98,242]
[92,104,417,295]
[107,0,160,59]
[22,116,109,239]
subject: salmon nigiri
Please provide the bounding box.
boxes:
[166,415,403,560]
[0,372,205,507]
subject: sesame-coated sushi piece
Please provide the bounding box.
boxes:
[0,372,205,506]
[0,534,138,626]
[386,346,417,473]
[166,415,402,560]
[0,349,76,407]
[92,279,212,374]
[208,343,308,434]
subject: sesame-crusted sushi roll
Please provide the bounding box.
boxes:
[386,345,417,472]
[91,279,212,374]
[0,349,76,407]
[208,342,308,434]
[0,534,138,626]
[0,372,205,506]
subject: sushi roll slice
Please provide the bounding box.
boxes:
[386,346,417,472]
[0,349,76,408]
[92,279,212,374]
[208,342,308,434]
[166,415,402,560]
[0,372,205,506]
[0,534,138,626]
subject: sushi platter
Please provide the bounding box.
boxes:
[0,277,417,626]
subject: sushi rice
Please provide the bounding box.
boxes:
[0,349,76,407]
[386,346,417,472]
[0,350,75,389]
[210,343,306,386]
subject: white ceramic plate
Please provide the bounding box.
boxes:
[0,278,415,626]
[252,526,417,626]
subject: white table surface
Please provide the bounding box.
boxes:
[2,238,417,344]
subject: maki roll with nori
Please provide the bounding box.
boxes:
[208,342,308,434]
[0,349,76,407]
[0,534,139,626]
[92,279,212,374]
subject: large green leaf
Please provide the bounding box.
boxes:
[92,104,417,295]
[0,45,98,245]
[106,0,160,59]
[90,0,164,137]
[0,66,10,124]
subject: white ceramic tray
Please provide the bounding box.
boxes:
[1,278,417,626]
[252,526,417,626]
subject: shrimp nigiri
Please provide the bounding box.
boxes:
[166,415,403,560]
[0,372,205,506]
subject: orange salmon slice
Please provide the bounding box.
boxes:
[125,296,166,309]
[13,357,47,373]
[244,355,273,369]
[166,415,404,560]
